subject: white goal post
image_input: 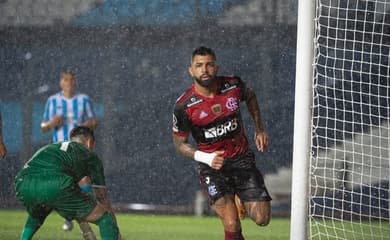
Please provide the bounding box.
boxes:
[291,0,390,240]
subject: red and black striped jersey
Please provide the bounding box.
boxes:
[173,76,250,158]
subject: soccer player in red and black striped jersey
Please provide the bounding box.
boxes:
[172,46,272,240]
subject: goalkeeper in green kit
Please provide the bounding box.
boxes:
[15,126,120,240]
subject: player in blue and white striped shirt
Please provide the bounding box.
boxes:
[41,71,97,142]
[40,71,98,236]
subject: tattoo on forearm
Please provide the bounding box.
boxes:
[246,90,264,132]
[95,193,105,203]
[173,135,196,159]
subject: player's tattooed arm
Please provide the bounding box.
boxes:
[245,88,265,133]
[94,187,119,226]
[173,134,197,159]
[94,188,113,210]
[245,88,269,152]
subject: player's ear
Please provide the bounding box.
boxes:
[86,138,95,150]
[188,67,194,77]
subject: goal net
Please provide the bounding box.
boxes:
[310,0,390,239]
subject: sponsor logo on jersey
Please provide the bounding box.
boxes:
[221,84,237,93]
[211,104,222,115]
[226,97,238,111]
[187,97,203,107]
[204,118,238,139]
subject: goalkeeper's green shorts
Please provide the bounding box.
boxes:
[15,173,96,221]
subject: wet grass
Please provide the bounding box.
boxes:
[0,209,290,239]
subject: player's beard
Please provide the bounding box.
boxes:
[194,74,216,88]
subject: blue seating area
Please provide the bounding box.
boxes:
[73,0,240,26]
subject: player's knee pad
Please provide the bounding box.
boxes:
[93,212,119,240]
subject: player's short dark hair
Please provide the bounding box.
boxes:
[191,46,216,61]
[70,126,95,141]
[61,70,76,78]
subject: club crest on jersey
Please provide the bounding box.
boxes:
[211,104,222,115]
[226,97,238,111]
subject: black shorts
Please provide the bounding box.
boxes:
[198,150,272,205]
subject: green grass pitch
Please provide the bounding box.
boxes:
[0,209,290,239]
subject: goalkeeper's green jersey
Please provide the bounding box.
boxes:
[16,141,105,186]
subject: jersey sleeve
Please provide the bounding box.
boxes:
[172,103,190,137]
[236,77,250,101]
[89,153,106,187]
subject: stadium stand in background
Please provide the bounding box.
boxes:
[0,0,102,26]
[0,0,296,27]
